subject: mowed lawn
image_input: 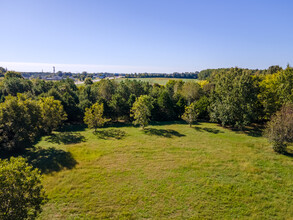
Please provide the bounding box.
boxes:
[35,122,293,219]
[114,77,197,85]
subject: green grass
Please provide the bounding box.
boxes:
[114,77,197,85]
[34,122,293,219]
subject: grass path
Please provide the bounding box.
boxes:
[35,122,293,219]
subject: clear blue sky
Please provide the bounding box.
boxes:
[1,0,293,73]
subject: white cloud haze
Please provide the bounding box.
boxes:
[0,61,183,73]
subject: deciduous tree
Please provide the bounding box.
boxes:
[39,96,67,134]
[130,95,153,129]
[0,157,47,220]
[182,102,198,127]
[84,103,110,131]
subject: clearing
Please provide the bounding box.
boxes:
[33,122,293,219]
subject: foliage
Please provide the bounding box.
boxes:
[130,95,154,129]
[156,90,176,120]
[210,68,258,128]
[3,77,32,96]
[0,95,41,152]
[84,103,110,131]
[182,102,198,127]
[39,97,67,134]
[84,77,93,85]
[264,104,293,153]
[0,157,47,220]
[181,81,203,104]
[4,71,23,79]
[194,95,210,119]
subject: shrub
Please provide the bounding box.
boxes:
[264,104,293,153]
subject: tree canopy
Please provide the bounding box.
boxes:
[0,157,47,220]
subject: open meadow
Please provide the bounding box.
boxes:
[32,122,293,219]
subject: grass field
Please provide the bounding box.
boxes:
[114,77,197,85]
[33,122,293,219]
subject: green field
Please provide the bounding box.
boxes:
[34,122,293,219]
[114,77,197,85]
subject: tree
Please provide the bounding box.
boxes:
[182,102,198,127]
[264,104,293,153]
[267,65,282,75]
[0,95,41,152]
[4,71,23,79]
[130,95,153,129]
[39,97,67,134]
[3,77,32,96]
[109,93,129,120]
[0,157,47,220]
[157,90,175,120]
[194,95,210,120]
[210,68,258,128]
[258,73,280,119]
[84,77,93,85]
[181,81,203,104]
[84,103,110,131]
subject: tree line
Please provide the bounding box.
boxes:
[0,66,293,153]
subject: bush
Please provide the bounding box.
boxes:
[0,157,47,219]
[264,104,293,153]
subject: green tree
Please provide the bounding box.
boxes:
[84,77,93,85]
[258,73,280,119]
[157,90,175,120]
[84,103,110,131]
[3,77,32,96]
[182,102,198,127]
[109,93,129,120]
[97,79,116,101]
[130,95,153,129]
[181,81,203,104]
[39,97,67,134]
[264,104,293,153]
[0,95,41,152]
[210,68,258,128]
[194,95,210,120]
[0,157,47,220]
[4,71,23,79]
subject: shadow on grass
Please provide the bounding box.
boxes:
[58,124,87,132]
[24,147,77,174]
[150,120,187,126]
[94,129,127,140]
[284,147,293,157]
[230,125,264,137]
[45,132,86,145]
[143,128,185,138]
[194,126,224,134]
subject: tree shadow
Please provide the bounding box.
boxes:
[105,122,133,128]
[24,147,77,174]
[58,124,87,132]
[230,125,263,137]
[45,132,86,145]
[284,147,293,158]
[94,129,127,140]
[143,128,185,138]
[150,120,187,126]
[194,126,224,134]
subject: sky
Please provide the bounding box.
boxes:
[1,0,293,73]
